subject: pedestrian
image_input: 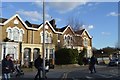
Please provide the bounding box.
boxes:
[14,60,24,77]
[2,54,14,80]
[34,55,43,80]
[89,54,97,74]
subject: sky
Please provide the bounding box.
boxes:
[0,0,119,49]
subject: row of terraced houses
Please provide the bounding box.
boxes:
[0,14,92,66]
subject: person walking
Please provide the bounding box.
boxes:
[34,55,43,80]
[89,54,97,74]
[2,54,14,80]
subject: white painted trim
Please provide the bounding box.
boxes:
[2,14,92,39]
[6,27,12,39]
[75,34,81,36]
[0,23,3,25]
[13,26,20,30]
[19,28,25,34]
[3,14,38,30]
[62,25,75,35]
[75,29,92,39]
[6,27,12,32]
[38,21,62,34]
[2,14,66,34]
[83,29,92,39]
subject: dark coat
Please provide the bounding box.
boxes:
[2,58,14,74]
[34,57,43,69]
[90,56,97,65]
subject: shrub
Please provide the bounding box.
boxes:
[78,48,87,65]
[55,48,78,65]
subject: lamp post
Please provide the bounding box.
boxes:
[42,0,46,78]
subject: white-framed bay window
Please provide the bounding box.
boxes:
[6,27,12,40]
[6,26,24,42]
[83,38,88,47]
[13,27,19,41]
[19,29,24,42]
[64,34,73,46]
[40,31,52,43]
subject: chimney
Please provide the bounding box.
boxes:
[49,19,56,28]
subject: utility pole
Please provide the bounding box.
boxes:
[42,0,46,79]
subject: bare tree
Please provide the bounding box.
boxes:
[67,16,84,31]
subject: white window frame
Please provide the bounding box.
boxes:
[83,38,88,47]
[19,29,24,42]
[13,27,20,41]
[6,27,13,40]
[40,31,51,43]
[64,34,73,46]
[6,26,24,42]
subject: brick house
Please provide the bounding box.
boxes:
[0,14,92,66]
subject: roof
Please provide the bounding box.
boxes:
[74,29,85,35]
[49,19,68,32]
[75,29,92,38]
[49,19,56,28]
[25,20,41,28]
[0,18,8,23]
[0,14,92,37]
[32,24,41,28]
[59,26,67,32]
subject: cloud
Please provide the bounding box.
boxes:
[80,25,94,31]
[55,18,61,22]
[87,3,93,6]
[88,25,94,30]
[48,2,87,13]
[16,10,51,22]
[101,32,111,36]
[16,10,42,21]
[33,0,43,7]
[107,12,120,17]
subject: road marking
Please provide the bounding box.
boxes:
[86,76,93,79]
[61,72,68,80]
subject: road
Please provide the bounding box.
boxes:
[66,65,120,80]
[0,64,119,80]
[23,65,119,80]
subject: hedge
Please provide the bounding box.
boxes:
[55,48,78,65]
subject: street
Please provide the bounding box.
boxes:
[0,64,120,80]
[15,65,120,80]
[66,65,120,80]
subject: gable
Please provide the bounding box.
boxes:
[3,14,38,30]
[82,30,91,39]
[4,16,26,29]
[63,26,75,35]
[46,23,56,33]
[63,27,74,35]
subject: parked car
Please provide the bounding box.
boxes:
[108,59,120,66]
